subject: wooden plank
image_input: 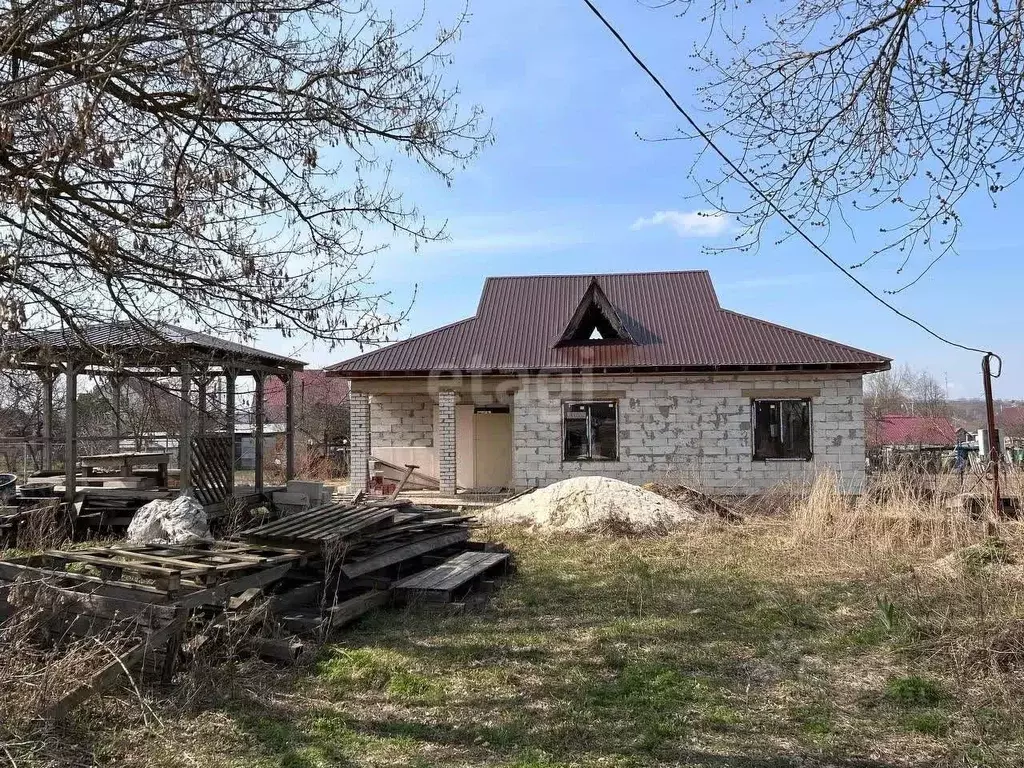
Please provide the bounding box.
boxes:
[0,561,173,602]
[323,589,391,631]
[396,551,508,593]
[48,613,186,720]
[431,553,507,592]
[175,563,294,610]
[42,550,185,579]
[340,530,469,578]
[266,582,320,614]
[18,582,179,625]
[40,551,182,592]
[86,547,221,572]
[79,452,172,464]
[398,552,483,591]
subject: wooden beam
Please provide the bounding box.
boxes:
[225,368,236,496]
[197,370,208,436]
[39,368,54,471]
[110,374,123,450]
[254,371,265,493]
[179,361,193,493]
[64,361,78,504]
[284,371,296,481]
[48,613,186,720]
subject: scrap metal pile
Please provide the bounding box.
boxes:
[0,497,511,718]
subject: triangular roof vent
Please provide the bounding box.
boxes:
[556,278,634,346]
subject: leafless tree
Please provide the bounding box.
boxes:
[0,369,64,472]
[0,0,489,348]
[655,1,1022,286]
[865,364,949,419]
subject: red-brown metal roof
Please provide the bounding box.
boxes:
[327,271,890,375]
[866,415,958,448]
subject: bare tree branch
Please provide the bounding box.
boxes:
[655,1,1022,281]
[0,0,490,349]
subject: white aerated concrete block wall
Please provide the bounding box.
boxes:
[369,393,435,447]
[512,373,866,493]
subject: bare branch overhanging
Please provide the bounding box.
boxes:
[0,0,490,351]
[655,0,1022,283]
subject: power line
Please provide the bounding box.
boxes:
[581,0,992,357]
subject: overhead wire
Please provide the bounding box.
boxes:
[580,0,994,358]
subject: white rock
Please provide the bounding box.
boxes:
[127,494,211,545]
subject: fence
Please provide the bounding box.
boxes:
[0,436,351,483]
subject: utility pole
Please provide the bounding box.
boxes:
[982,353,1002,530]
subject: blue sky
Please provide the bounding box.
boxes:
[262,1,1024,398]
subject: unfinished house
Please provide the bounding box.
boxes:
[327,271,890,494]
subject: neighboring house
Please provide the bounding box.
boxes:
[866,415,959,451]
[113,424,286,470]
[327,271,890,494]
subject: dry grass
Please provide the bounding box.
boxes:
[3,471,1024,767]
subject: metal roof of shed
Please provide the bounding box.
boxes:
[328,271,889,376]
[7,321,304,370]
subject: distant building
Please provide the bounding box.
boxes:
[866,414,959,471]
[867,414,958,450]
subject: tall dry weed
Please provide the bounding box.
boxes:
[790,470,983,567]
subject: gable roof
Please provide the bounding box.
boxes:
[867,415,958,448]
[327,271,890,376]
[557,277,634,345]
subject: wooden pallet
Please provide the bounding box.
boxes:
[241,499,410,550]
[395,551,509,602]
[0,542,306,604]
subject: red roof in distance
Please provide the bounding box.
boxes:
[867,415,958,448]
[327,271,890,376]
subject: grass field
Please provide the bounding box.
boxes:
[9,482,1022,768]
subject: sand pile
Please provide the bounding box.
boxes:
[482,476,699,533]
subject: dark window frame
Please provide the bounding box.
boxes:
[562,400,619,462]
[751,397,813,461]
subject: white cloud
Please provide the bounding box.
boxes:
[630,209,731,238]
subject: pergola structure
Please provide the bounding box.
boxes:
[8,322,305,503]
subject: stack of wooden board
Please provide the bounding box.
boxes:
[240,499,477,582]
[0,498,516,717]
[240,497,515,606]
[0,541,312,717]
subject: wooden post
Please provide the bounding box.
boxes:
[196,370,208,436]
[225,368,236,496]
[110,374,123,452]
[179,361,193,494]
[254,371,265,493]
[40,368,54,471]
[284,371,296,481]
[63,361,78,504]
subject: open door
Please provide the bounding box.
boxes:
[472,409,513,489]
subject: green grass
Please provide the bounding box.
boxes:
[884,675,945,708]
[13,524,1024,768]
